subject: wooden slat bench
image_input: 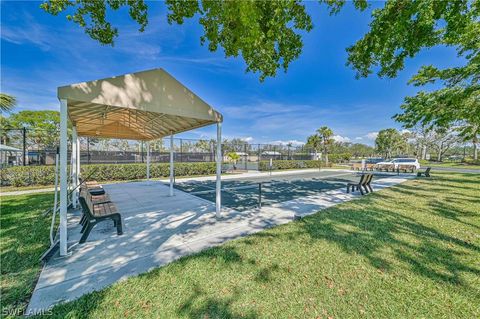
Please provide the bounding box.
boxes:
[78,195,122,244]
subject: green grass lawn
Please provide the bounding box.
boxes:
[420,160,480,170]
[0,192,54,317]
[2,172,479,318]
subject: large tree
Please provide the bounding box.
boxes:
[375,128,403,159]
[41,0,317,81]
[395,86,480,160]
[40,1,477,82]
[348,143,375,158]
[8,110,61,149]
[427,127,461,162]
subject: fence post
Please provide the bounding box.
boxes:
[258,183,262,208]
[180,138,183,162]
[211,142,214,162]
[87,137,90,164]
[22,127,26,166]
[244,143,247,170]
[258,144,261,168]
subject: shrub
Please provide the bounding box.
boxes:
[0,162,217,187]
[258,160,332,171]
[327,153,352,163]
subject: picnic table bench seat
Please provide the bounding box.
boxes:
[376,164,395,172]
[397,164,416,173]
[351,163,375,171]
[351,163,363,171]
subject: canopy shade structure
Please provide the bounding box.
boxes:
[57,68,223,257]
[58,68,222,140]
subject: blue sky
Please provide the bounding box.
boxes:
[1,1,458,145]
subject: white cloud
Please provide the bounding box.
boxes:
[355,137,363,140]
[365,132,379,140]
[268,140,305,146]
[333,135,351,143]
[241,137,254,142]
[401,129,411,134]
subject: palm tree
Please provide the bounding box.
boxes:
[306,134,321,160]
[317,126,334,165]
[0,93,16,112]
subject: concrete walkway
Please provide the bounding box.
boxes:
[26,173,411,314]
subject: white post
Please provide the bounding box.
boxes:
[169,134,174,196]
[59,99,68,256]
[76,134,80,186]
[216,122,222,218]
[71,127,78,208]
[146,141,150,182]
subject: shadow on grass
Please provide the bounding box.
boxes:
[177,285,258,319]
[297,176,480,288]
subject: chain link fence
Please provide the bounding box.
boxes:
[0,128,324,169]
[1,128,475,169]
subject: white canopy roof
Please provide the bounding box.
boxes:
[58,68,222,140]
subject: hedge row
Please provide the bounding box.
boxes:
[1,162,216,187]
[258,160,332,171]
[327,153,352,163]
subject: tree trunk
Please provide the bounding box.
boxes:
[422,144,427,160]
[473,136,478,161]
[437,142,443,162]
[324,146,328,165]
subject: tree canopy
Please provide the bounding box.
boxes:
[41,0,315,81]
[375,128,405,159]
[40,1,478,82]
[0,93,16,112]
[8,110,61,149]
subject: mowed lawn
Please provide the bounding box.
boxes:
[420,161,480,170]
[1,192,54,317]
[1,172,479,318]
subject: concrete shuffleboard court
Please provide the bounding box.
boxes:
[174,170,390,211]
[27,169,413,314]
